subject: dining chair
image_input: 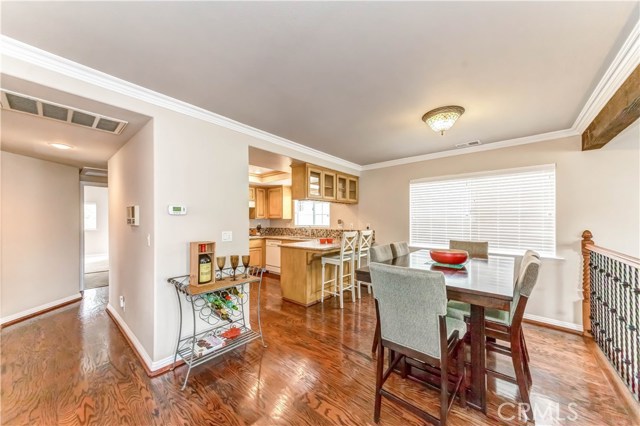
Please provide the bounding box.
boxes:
[449,255,541,423]
[321,231,358,309]
[369,244,394,263]
[390,241,410,258]
[356,230,374,298]
[449,240,489,259]
[369,263,467,426]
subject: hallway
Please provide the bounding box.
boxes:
[1,279,635,425]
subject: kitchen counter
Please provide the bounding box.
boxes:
[279,242,344,306]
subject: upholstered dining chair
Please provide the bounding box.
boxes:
[369,244,394,263]
[449,240,489,259]
[369,263,467,426]
[390,241,410,258]
[448,255,541,423]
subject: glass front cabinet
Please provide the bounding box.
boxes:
[291,163,358,204]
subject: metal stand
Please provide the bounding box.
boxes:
[167,266,266,390]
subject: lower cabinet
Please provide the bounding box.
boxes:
[249,239,265,267]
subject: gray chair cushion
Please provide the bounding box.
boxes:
[449,240,489,259]
[370,244,394,263]
[370,263,460,358]
[390,241,410,257]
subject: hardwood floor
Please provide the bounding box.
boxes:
[1,276,636,425]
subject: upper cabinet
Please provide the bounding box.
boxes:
[249,185,291,220]
[292,163,358,204]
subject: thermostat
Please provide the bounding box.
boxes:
[168,205,187,215]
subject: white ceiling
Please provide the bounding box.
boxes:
[1,2,637,165]
[0,75,150,169]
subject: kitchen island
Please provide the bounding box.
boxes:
[279,240,342,306]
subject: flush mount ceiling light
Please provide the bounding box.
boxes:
[422,105,465,135]
[49,142,73,150]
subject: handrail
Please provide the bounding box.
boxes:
[585,243,640,269]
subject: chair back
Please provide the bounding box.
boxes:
[390,241,410,258]
[370,244,393,263]
[510,256,541,327]
[340,231,358,258]
[369,263,448,358]
[449,240,489,259]
[358,230,374,256]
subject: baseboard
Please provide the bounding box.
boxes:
[1,293,83,327]
[588,339,640,422]
[523,313,583,335]
[105,304,183,377]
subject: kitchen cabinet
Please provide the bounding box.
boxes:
[267,186,292,220]
[249,239,264,267]
[291,163,358,204]
[250,187,267,219]
[249,187,255,202]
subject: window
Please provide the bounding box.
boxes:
[84,203,97,231]
[294,200,330,227]
[410,165,556,256]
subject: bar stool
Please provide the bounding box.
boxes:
[321,231,358,309]
[356,230,374,298]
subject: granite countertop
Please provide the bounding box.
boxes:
[249,235,314,241]
[279,240,341,251]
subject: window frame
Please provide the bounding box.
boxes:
[294,200,331,227]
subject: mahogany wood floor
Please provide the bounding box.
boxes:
[1,276,635,425]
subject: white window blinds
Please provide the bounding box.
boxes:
[410,165,556,256]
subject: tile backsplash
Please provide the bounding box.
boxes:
[250,227,372,240]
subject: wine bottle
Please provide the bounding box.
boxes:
[199,253,212,284]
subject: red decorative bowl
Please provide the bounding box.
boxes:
[319,238,328,244]
[326,238,334,243]
[429,249,469,265]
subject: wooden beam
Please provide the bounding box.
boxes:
[582,65,640,150]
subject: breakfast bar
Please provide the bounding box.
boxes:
[279,240,342,306]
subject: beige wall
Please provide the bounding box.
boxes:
[84,185,109,256]
[108,121,156,355]
[1,152,80,319]
[359,123,640,329]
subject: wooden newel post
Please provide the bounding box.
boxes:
[581,230,594,337]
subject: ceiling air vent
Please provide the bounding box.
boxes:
[0,89,128,135]
[455,140,482,149]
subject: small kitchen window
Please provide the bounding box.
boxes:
[294,200,330,227]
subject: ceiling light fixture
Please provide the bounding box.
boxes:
[422,105,465,135]
[49,143,73,150]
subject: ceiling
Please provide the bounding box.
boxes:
[1,2,637,165]
[0,75,150,169]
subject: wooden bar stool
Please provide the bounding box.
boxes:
[356,230,374,298]
[321,231,358,309]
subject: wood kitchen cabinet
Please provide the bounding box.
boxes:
[250,187,267,219]
[249,239,264,267]
[267,186,292,219]
[291,163,358,204]
[249,187,255,202]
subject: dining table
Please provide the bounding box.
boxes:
[355,249,515,413]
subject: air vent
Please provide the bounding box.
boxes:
[80,167,108,177]
[1,90,128,135]
[455,140,482,149]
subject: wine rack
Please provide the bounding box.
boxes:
[168,266,266,390]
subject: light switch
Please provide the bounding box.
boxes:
[222,231,232,242]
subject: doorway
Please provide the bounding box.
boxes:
[82,184,109,290]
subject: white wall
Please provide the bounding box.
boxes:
[84,185,109,257]
[359,124,640,329]
[108,120,155,355]
[1,152,80,319]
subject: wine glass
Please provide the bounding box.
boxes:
[216,256,226,279]
[230,255,239,281]
[242,255,250,278]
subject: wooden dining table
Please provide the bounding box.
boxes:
[355,249,515,413]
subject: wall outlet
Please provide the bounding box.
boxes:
[222,231,233,242]
[119,295,125,311]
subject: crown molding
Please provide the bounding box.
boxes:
[2,17,637,174]
[361,128,579,171]
[572,21,640,134]
[0,35,362,172]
